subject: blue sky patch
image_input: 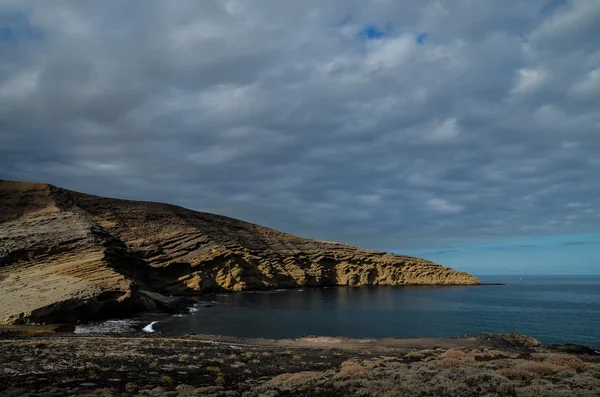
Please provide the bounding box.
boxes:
[358,25,386,40]
[0,12,44,43]
[539,0,567,16]
[397,233,600,275]
[416,32,428,45]
[1,27,13,41]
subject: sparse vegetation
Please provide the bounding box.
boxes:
[436,357,464,368]
[337,360,367,377]
[1,333,598,397]
[251,346,599,396]
[543,353,592,372]
[441,348,468,358]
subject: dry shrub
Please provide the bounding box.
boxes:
[545,354,591,372]
[487,350,512,359]
[287,372,321,383]
[465,372,516,395]
[496,333,542,348]
[442,349,467,359]
[516,361,563,377]
[337,360,367,377]
[369,358,385,368]
[436,358,463,369]
[472,349,511,362]
[298,384,310,392]
[405,349,438,361]
[268,371,321,385]
[497,359,570,381]
[410,361,428,368]
[496,367,535,382]
[516,384,566,397]
[531,353,547,361]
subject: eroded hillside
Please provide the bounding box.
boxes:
[0,180,479,324]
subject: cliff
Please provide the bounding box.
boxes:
[0,180,480,324]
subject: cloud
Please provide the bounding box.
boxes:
[0,69,39,99]
[1,1,600,249]
[426,198,464,215]
[427,118,460,142]
[569,68,600,100]
[364,35,415,70]
[511,68,548,94]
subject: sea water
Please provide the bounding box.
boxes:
[150,276,600,348]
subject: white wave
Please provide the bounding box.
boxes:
[74,319,138,334]
[142,321,159,333]
[172,313,187,317]
[275,289,287,292]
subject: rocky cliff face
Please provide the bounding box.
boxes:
[0,180,480,324]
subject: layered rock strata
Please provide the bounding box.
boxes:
[0,181,480,324]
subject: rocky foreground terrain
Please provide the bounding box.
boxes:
[0,180,479,325]
[0,332,598,397]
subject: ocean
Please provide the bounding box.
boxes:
[79,276,600,349]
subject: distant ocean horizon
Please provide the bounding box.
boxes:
[78,275,600,349]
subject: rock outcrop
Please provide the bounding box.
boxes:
[0,180,480,324]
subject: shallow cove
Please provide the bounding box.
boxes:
[146,276,600,348]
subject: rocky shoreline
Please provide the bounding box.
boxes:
[1,331,598,397]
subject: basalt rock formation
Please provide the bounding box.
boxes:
[0,180,480,324]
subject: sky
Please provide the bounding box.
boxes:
[1,0,599,275]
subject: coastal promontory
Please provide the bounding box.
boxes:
[0,180,480,324]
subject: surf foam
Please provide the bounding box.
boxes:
[142,321,159,333]
[74,319,138,334]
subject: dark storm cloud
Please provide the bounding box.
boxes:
[1,0,600,248]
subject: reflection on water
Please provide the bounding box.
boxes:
[153,276,600,348]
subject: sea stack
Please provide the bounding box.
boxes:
[0,180,480,324]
